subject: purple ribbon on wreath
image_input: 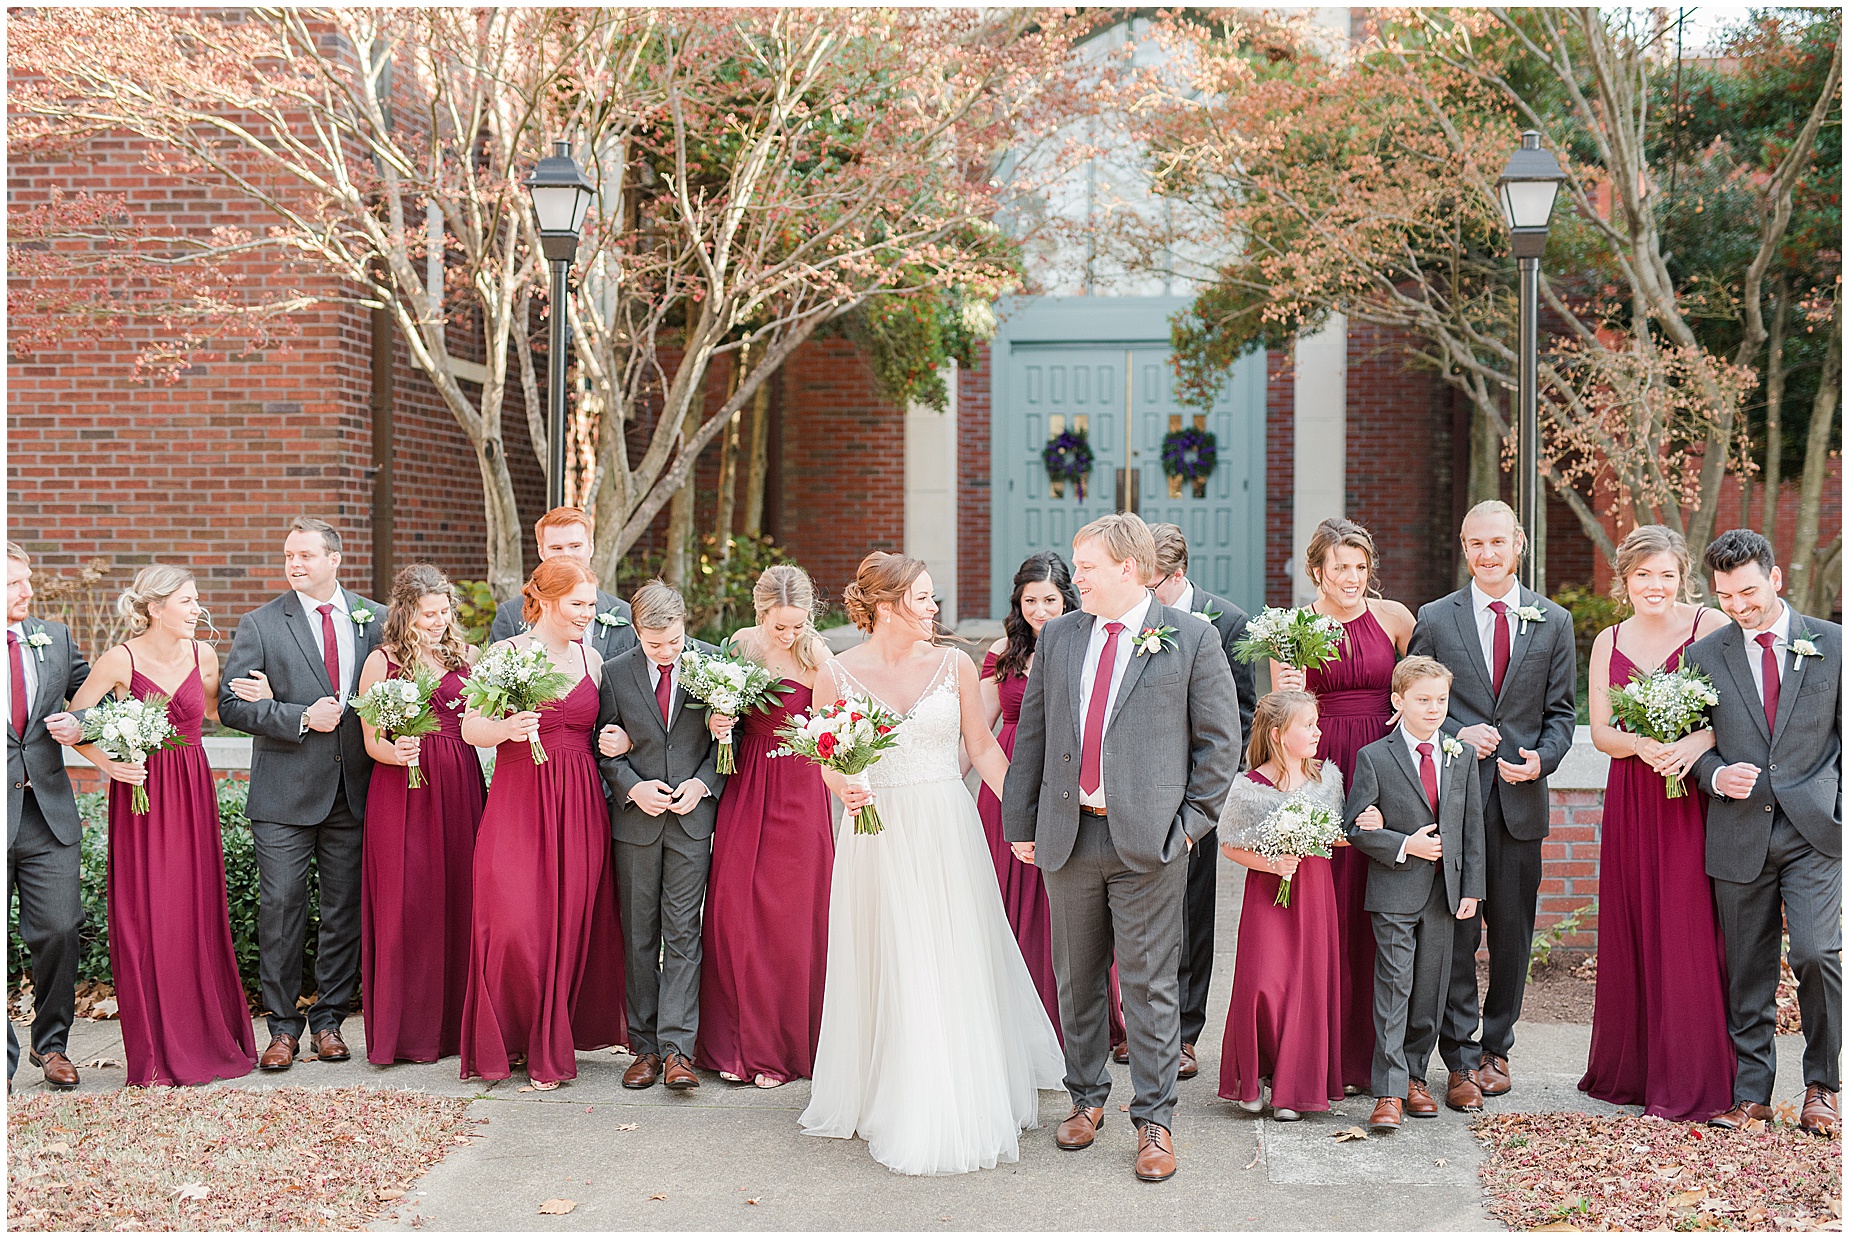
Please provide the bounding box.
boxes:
[1042,428,1094,500]
[1160,426,1217,483]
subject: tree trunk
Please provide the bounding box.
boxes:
[472,432,528,600]
[742,377,772,538]
[1787,297,1841,617]
[662,402,702,589]
[1761,275,1791,543]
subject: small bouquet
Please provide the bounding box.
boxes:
[460,642,576,765]
[1250,792,1344,907]
[82,694,188,814]
[353,666,442,789]
[676,647,792,775]
[1232,606,1346,672]
[773,695,904,835]
[1606,665,1719,798]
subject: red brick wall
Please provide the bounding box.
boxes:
[1541,787,1603,949]
[1266,349,1296,607]
[957,345,993,622]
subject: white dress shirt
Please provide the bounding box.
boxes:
[1173,581,1195,615]
[647,656,681,728]
[1712,602,1792,797]
[295,587,358,698]
[1395,723,1445,862]
[9,620,42,723]
[1470,577,1522,679]
[1077,592,1155,809]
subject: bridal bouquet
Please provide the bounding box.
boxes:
[774,695,903,835]
[353,666,442,789]
[460,642,575,765]
[1606,665,1720,798]
[82,694,188,814]
[676,647,792,774]
[1250,793,1344,907]
[1232,606,1346,672]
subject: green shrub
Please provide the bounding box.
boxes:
[452,579,499,648]
[1552,583,1627,725]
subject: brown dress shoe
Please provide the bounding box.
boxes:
[1799,1086,1838,1137]
[1178,1043,1199,1080]
[1708,1101,1775,1129]
[1133,1122,1176,1182]
[1406,1079,1439,1117]
[1446,1069,1485,1113]
[28,1050,79,1090]
[1113,1042,1130,1065]
[1368,1096,1404,1131]
[259,1034,298,1071]
[1056,1105,1105,1151]
[1478,1053,1512,1095]
[311,1030,350,1062]
[662,1053,700,1089]
[622,1053,663,1089]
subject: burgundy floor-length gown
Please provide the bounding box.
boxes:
[459,665,626,1084]
[108,643,257,1087]
[976,652,1126,1048]
[1305,605,1398,1091]
[362,662,485,1065]
[1220,770,1345,1113]
[1578,622,1736,1121]
[696,681,834,1083]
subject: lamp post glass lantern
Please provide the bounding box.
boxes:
[1496,130,1565,591]
[523,139,596,508]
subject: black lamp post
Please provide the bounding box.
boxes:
[1497,130,1566,592]
[523,139,596,509]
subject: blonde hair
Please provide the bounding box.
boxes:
[630,579,686,632]
[842,551,930,634]
[1391,654,1453,696]
[521,558,598,626]
[5,543,28,565]
[753,564,829,671]
[1461,499,1526,551]
[381,562,472,673]
[1074,512,1159,580]
[116,564,197,636]
[1305,517,1381,596]
[1611,524,1695,605]
[1247,690,1324,782]
[1147,522,1189,581]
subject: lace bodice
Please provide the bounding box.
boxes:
[828,652,963,789]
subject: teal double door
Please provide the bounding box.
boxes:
[989,297,1266,618]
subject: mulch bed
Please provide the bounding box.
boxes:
[1475,1111,1841,1231]
[1482,953,1804,1033]
[8,1085,478,1231]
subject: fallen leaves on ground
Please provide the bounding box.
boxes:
[1777,950,1804,1036]
[1474,1111,1840,1232]
[537,1198,576,1215]
[8,1085,475,1231]
[1331,1126,1370,1143]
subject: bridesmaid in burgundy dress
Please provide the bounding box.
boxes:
[1218,691,1345,1120]
[1272,518,1414,1092]
[459,559,626,1090]
[1579,524,1734,1120]
[695,565,835,1088]
[355,563,485,1065]
[71,565,256,1086]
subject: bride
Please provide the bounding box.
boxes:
[800,552,1064,1175]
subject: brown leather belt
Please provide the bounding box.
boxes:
[1079,805,1109,817]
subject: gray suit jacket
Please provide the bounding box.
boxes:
[491,590,637,661]
[1190,585,1258,757]
[1408,586,1576,840]
[596,642,727,846]
[1002,598,1243,874]
[1344,732,1486,916]
[1685,613,1842,883]
[218,587,383,825]
[7,618,91,847]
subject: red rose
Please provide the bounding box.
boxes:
[850,712,863,723]
[816,732,837,759]
[835,699,848,708]
[877,724,892,735]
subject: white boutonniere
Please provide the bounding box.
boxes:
[596,611,630,630]
[1790,636,1822,670]
[1439,734,1465,768]
[1512,603,1545,635]
[349,606,375,625]
[1191,605,1223,624]
[1134,624,1178,656]
[25,629,52,662]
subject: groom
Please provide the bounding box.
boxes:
[1003,512,1241,1182]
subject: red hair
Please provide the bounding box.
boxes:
[521,558,598,626]
[534,506,592,545]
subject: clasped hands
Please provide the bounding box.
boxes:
[226,669,345,734]
[629,778,709,817]
[1455,724,1541,783]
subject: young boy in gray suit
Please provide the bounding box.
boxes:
[1344,656,1485,1131]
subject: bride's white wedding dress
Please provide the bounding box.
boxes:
[800,651,1065,1176]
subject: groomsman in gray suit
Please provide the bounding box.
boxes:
[1147,523,1257,1081]
[6,544,89,1091]
[1003,513,1242,1183]
[596,581,725,1092]
[220,517,383,1071]
[1408,501,1575,1106]
[1684,529,1840,1137]
[489,506,637,660]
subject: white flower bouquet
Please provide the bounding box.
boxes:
[1250,792,1345,907]
[81,694,188,814]
[1232,606,1346,672]
[676,647,792,774]
[1606,665,1719,798]
[773,695,903,835]
[353,666,442,789]
[460,643,575,765]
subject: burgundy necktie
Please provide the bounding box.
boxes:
[656,664,674,724]
[1079,622,1125,797]
[317,603,341,693]
[1756,632,1781,733]
[9,632,27,736]
[1488,600,1511,697]
[1417,741,1439,813]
